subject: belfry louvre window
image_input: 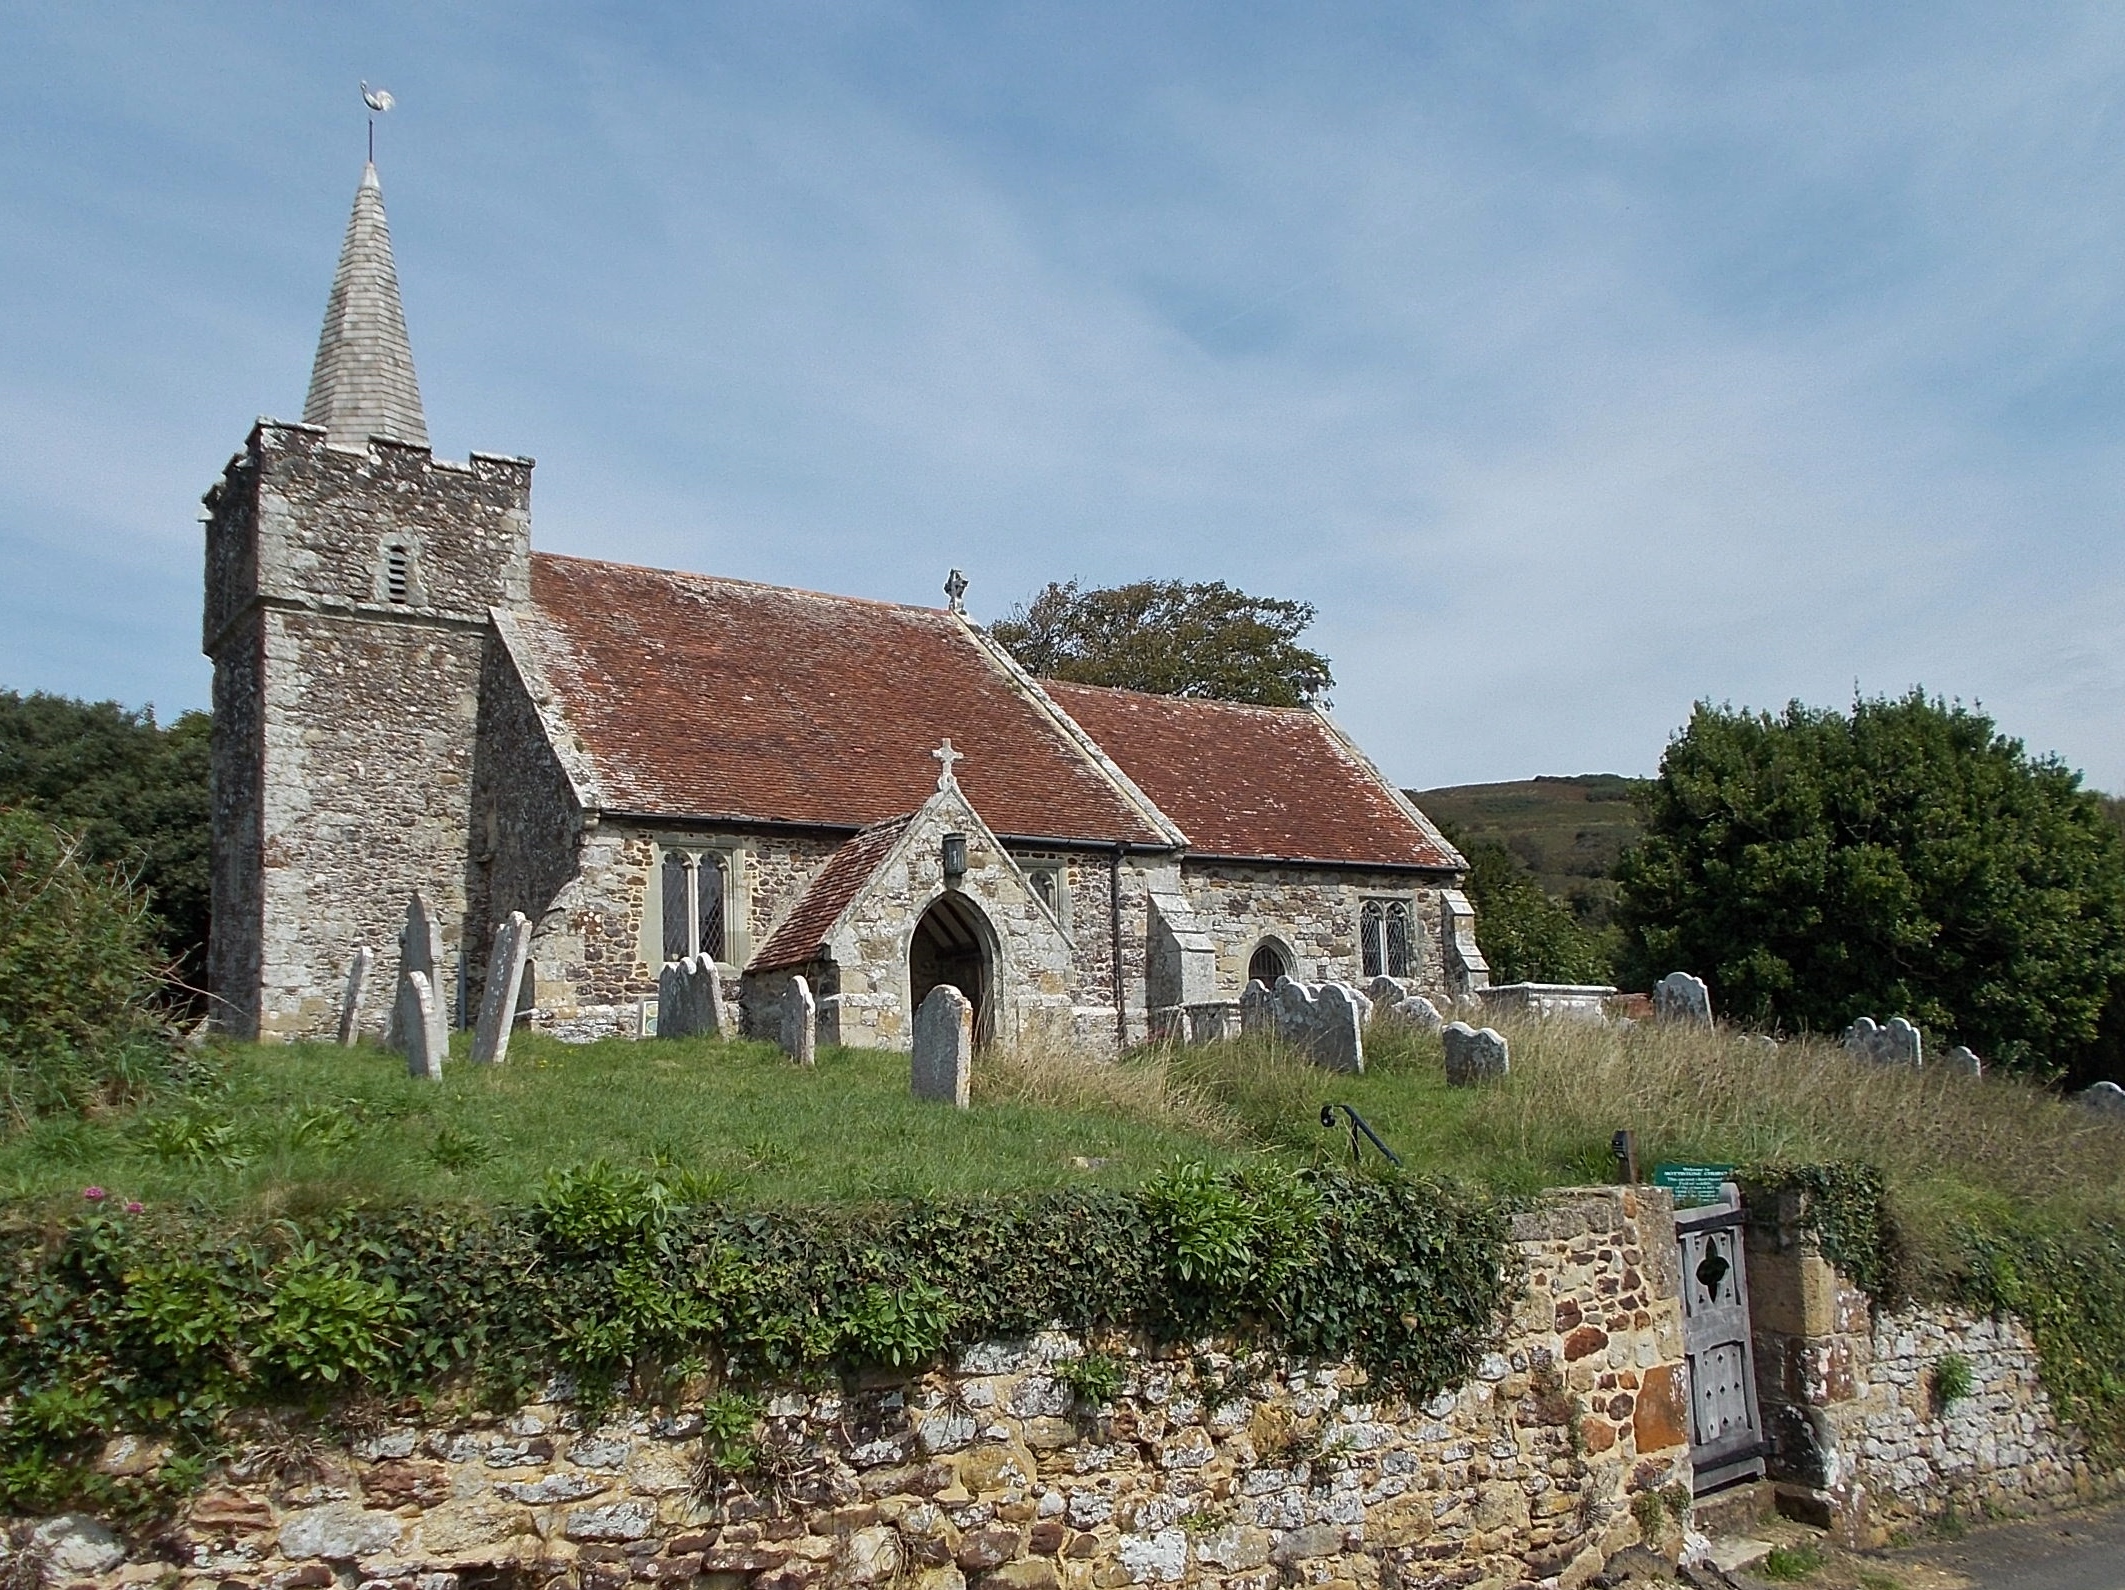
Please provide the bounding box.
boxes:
[1360,899,1414,980]
[384,544,412,604]
[659,850,729,964]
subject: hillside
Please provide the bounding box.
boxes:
[1412,774,1644,919]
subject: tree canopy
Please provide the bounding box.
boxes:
[0,692,209,992]
[1615,690,2125,1073]
[989,579,1334,707]
[1451,837,1618,987]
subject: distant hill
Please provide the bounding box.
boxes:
[1409,775,1646,923]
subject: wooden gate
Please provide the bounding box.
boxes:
[1676,1186,1768,1492]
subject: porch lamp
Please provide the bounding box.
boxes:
[941,832,968,884]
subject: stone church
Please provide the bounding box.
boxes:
[203,159,1486,1051]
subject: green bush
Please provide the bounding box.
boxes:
[0,1164,1511,1515]
[0,808,172,1121]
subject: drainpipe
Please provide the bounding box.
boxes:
[1110,843,1126,1050]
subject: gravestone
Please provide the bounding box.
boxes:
[1186,1001,1240,1043]
[1845,1015,1923,1068]
[1442,1022,1510,1085]
[782,976,817,1066]
[1653,972,1714,1027]
[389,892,450,1078]
[658,954,729,1041]
[1391,994,1445,1034]
[470,912,533,1066]
[397,971,443,1081]
[1271,976,1366,1074]
[2079,1080,2125,1116]
[338,945,373,1047]
[1941,1045,1983,1078]
[1239,979,1276,1037]
[912,984,974,1108]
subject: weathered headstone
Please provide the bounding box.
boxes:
[1186,1001,1240,1043]
[1239,979,1276,1037]
[338,945,373,1046]
[1652,972,1714,1027]
[1442,1022,1510,1085]
[390,892,450,1078]
[397,970,443,1081]
[1366,975,1414,1011]
[1845,1015,1923,1068]
[1941,1045,1983,1078]
[1267,976,1365,1073]
[1390,994,1445,1034]
[782,975,817,1066]
[912,984,974,1108]
[658,954,729,1041]
[2078,1080,2125,1116]
[471,912,533,1066]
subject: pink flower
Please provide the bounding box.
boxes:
[124,1201,144,1215]
[81,1186,107,1202]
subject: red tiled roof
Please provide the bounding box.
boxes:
[524,555,1167,843]
[749,816,912,972]
[1041,681,1461,869]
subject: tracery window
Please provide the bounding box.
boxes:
[659,849,729,964]
[1360,899,1414,980]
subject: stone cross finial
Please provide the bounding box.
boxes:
[944,568,969,614]
[932,737,964,791]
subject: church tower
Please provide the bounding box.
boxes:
[202,160,534,1040]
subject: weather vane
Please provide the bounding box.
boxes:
[361,81,395,164]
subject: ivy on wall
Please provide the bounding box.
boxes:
[0,1164,1512,1517]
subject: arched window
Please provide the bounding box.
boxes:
[1360,898,1415,980]
[661,852,691,964]
[1360,900,1386,979]
[1247,942,1288,988]
[696,853,726,963]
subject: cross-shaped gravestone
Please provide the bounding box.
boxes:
[932,737,964,791]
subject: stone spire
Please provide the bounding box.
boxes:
[302,162,429,449]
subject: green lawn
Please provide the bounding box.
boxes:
[0,1032,1241,1214]
[7,1017,2121,1278]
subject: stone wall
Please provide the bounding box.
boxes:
[60,1189,1695,1590]
[1745,1190,2118,1541]
[1178,866,1460,1007]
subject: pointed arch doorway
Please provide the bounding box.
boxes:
[910,892,995,1044]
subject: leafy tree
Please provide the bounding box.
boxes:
[1615,690,2125,1073]
[0,808,172,1119]
[989,579,1334,707]
[0,692,209,991]
[1454,837,1618,986]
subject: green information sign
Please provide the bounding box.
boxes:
[1653,1162,1737,1208]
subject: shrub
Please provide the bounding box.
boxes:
[0,808,171,1121]
[1932,1352,1974,1411]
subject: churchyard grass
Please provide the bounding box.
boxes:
[3,1016,2118,1285]
[0,1030,1242,1214]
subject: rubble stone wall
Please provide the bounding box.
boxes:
[1745,1194,2119,1541]
[1178,866,1461,1007]
[61,1190,1694,1590]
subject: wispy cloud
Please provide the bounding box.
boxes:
[4,3,2124,785]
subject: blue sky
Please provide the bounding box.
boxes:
[6,4,2125,790]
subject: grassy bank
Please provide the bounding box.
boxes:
[0,1032,1241,1213]
[18,1017,2118,1282]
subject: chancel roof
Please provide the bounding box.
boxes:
[1039,681,1463,870]
[521,554,1170,844]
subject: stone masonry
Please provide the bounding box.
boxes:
[64,1189,1697,1590]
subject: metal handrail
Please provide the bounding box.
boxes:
[1320,1103,1403,1167]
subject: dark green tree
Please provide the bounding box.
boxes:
[0,692,209,991]
[1615,690,2125,1072]
[990,579,1334,707]
[1454,838,1618,986]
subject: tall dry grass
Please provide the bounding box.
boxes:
[986,1011,2125,1275]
